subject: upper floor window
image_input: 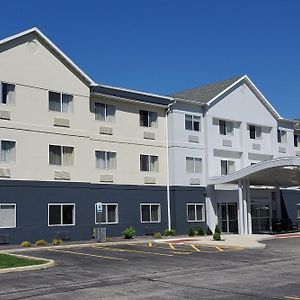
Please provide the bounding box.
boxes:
[49,145,74,166]
[0,82,15,105]
[219,120,233,136]
[295,134,299,147]
[249,125,262,140]
[49,91,73,113]
[95,103,115,122]
[221,160,235,175]
[185,114,200,131]
[95,151,117,170]
[140,154,159,172]
[140,110,157,128]
[186,157,202,173]
[277,129,287,143]
[0,140,16,163]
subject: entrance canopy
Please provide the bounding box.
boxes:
[208,157,300,187]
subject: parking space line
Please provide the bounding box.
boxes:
[168,243,176,250]
[48,248,128,261]
[215,246,224,252]
[148,242,153,247]
[94,246,174,257]
[189,245,201,252]
[284,296,300,300]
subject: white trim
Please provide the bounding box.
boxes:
[186,203,205,222]
[0,27,95,85]
[48,203,75,226]
[140,203,161,223]
[0,203,16,228]
[94,203,119,224]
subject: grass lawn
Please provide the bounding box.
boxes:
[0,253,47,269]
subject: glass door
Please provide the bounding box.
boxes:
[251,204,271,233]
[217,203,238,233]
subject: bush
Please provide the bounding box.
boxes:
[188,228,195,236]
[122,226,136,239]
[153,232,161,239]
[213,232,221,241]
[197,228,205,236]
[52,239,63,246]
[164,229,176,236]
[206,227,213,235]
[214,224,221,234]
[35,239,47,246]
[21,241,31,247]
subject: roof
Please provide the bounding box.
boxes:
[0,27,95,85]
[171,76,243,104]
[91,85,172,107]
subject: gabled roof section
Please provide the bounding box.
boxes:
[0,27,95,85]
[91,84,172,107]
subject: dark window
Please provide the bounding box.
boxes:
[219,120,226,135]
[63,205,74,225]
[294,134,299,147]
[249,125,256,139]
[140,155,149,171]
[49,204,74,226]
[185,114,200,131]
[49,205,61,225]
[139,110,157,127]
[141,204,160,222]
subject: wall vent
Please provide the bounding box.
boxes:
[188,135,199,143]
[222,139,232,147]
[144,177,156,184]
[144,132,155,140]
[54,118,70,128]
[100,175,114,183]
[279,147,286,154]
[54,171,70,180]
[0,168,10,178]
[252,143,261,151]
[99,126,113,135]
[190,178,200,185]
[0,110,11,120]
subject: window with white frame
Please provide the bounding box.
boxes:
[277,129,287,143]
[185,114,200,131]
[49,145,74,166]
[219,120,234,136]
[95,151,117,170]
[49,91,73,113]
[95,103,116,122]
[249,125,262,140]
[221,160,235,175]
[95,203,118,224]
[297,204,300,218]
[48,204,75,226]
[139,110,157,128]
[187,203,204,222]
[0,82,15,105]
[0,140,16,163]
[186,157,202,173]
[140,155,159,172]
[140,203,161,223]
[0,204,16,228]
[294,134,300,147]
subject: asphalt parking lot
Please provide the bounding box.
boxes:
[0,237,300,299]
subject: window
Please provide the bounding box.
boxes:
[49,145,74,166]
[49,91,73,113]
[0,82,15,105]
[140,110,157,127]
[298,204,300,218]
[221,160,235,175]
[185,114,200,131]
[277,129,287,143]
[295,134,299,147]
[0,140,16,163]
[95,203,118,224]
[95,103,115,122]
[187,203,204,222]
[140,204,161,223]
[95,151,117,170]
[186,157,202,173]
[219,120,233,136]
[0,204,16,228]
[48,204,75,226]
[140,155,159,172]
[249,125,262,140]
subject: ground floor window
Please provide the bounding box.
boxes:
[95,203,118,224]
[0,204,16,228]
[187,203,204,222]
[48,204,75,226]
[140,203,161,223]
[297,204,300,218]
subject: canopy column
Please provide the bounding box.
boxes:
[247,181,252,234]
[238,180,244,235]
[243,179,249,234]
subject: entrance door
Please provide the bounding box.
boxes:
[217,203,238,233]
[251,204,271,233]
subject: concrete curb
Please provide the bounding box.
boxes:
[0,253,55,274]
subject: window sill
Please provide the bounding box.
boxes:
[141,221,161,224]
[187,220,205,223]
[48,224,75,227]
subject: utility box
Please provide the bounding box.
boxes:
[94,227,106,242]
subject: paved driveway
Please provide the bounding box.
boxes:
[0,237,299,299]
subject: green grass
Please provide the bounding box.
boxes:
[0,253,47,269]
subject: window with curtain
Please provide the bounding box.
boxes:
[0,140,16,163]
[49,145,74,166]
[0,204,16,228]
[140,155,159,172]
[95,151,117,170]
[187,203,204,222]
[186,157,202,173]
[219,120,233,136]
[139,110,158,128]
[221,160,235,175]
[95,103,116,122]
[185,114,200,131]
[95,203,118,224]
[48,204,75,226]
[49,91,73,113]
[249,125,262,140]
[277,129,287,143]
[0,83,15,105]
[140,204,160,223]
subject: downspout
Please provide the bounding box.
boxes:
[166,99,176,230]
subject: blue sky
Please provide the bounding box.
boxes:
[0,0,299,119]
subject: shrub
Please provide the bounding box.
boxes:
[197,228,205,236]
[35,239,47,246]
[213,232,221,241]
[52,239,63,246]
[214,224,221,234]
[122,226,136,239]
[153,232,161,239]
[164,229,176,236]
[206,227,213,235]
[188,228,195,236]
[21,241,31,247]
